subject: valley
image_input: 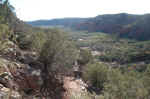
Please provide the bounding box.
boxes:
[0,0,150,99]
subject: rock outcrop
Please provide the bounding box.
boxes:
[0,49,43,98]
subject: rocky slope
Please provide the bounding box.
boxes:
[0,41,89,99]
[0,41,45,99]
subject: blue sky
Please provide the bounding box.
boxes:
[10,0,150,21]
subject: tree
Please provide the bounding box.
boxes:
[0,0,15,24]
[38,28,78,97]
[0,0,16,44]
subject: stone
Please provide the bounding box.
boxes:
[10,91,21,99]
[0,87,10,99]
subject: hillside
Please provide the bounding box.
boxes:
[76,13,150,40]
[28,13,150,40]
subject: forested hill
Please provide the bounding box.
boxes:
[27,18,88,28]
[76,13,150,40]
[28,13,150,40]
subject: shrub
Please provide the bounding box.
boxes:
[78,49,93,65]
[0,24,10,41]
[83,62,109,91]
[104,69,149,99]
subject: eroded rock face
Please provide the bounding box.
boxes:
[0,57,44,98]
[0,43,65,98]
[10,65,43,94]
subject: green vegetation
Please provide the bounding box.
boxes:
[29,13,150,41]
[83,62,108,91]
[0,0,15,51]
[82,62,150,99]
[78,49,93,65]
[1,0,150,98]
[38,28,77,72]
[70,30,150,98]
[33,28,78,97]
[71,31,150,65]
[0,1,78,97]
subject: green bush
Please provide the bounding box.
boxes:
[78,49,93,65]
[0,24,10,41]
[0,24,13,51]
[83,62,109,91]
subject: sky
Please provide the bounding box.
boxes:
[10,0,150,21]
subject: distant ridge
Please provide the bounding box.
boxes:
[27,13,150,40]
[27,18,88,28]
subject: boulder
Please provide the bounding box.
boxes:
[0,84,21,99]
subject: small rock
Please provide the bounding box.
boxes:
[10,91,21,99]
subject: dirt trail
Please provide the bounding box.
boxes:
[63,77,87,99]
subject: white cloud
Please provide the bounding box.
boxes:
[10,0,150,21]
